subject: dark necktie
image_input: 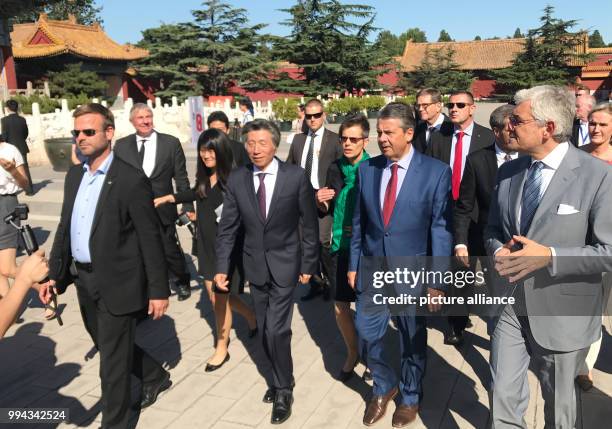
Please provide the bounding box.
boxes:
[257,172,267,220]
[451,131,464,200]
[426,126,435,145]
[304,133,315,184]
[382,163,399,227]
[504,154,513,163]
[138,139,147,166]
[520,161,544,236]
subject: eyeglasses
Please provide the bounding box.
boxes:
[445,102,471,109]
[71,129,99,138]
[340,136,364,144]
[305,112,324,120]
[508,116,539,127]
[415,102,435,110]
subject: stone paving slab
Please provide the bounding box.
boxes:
[1,139,611,429]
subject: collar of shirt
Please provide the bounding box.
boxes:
[385,145,414,171]
[136,130,157,148]
[309,127,324,139]
[531,142,569,171]
[430,113,445,130]
[83,151,114,176]
[495,143,518,159]
[253,157,279,176]
[454,121,474,137]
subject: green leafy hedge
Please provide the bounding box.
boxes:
[272,97,300,121]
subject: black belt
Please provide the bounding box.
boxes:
[74,261,93,272]
[0,193,17,197]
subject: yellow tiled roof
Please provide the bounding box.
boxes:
[10,14,148,61]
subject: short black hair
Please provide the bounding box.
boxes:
[449,90,475,104]
[339,114,370,139]
[207,111,230,129]
[378,102,416,131]
[6,100,18,112]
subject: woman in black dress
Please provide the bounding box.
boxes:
[155,129,256,371]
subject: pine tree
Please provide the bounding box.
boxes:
[272,0,391,95]
[495,5,592,94]
[474,36,482,41]
[513,28,523,38]
[437,30,452,42]
[589,30,606,48]
[48,62,107,97]
[13,0,103,25]
[401,47,472,94]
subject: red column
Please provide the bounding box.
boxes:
[1,46,17,90]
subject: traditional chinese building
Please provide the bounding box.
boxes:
[400,36,610,99]
[8,13,151,101]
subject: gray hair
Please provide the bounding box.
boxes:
[416,88,442,103]
[489,104,515,130]
[378,102,416,131]
[588,102,612,119]
[514,85,575,142]
[241,119,281,147]
[129,103,153,120]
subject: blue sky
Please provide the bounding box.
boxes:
[101,0,612,45]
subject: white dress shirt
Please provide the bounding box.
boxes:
[495,144,519,168]
[426,113,446,142]
[379,146,415,211]
[449,122,474,179]
[578,122,590,146]
[136,131,157,177]
[0,143,24,194]
[253,157,279,216]
[299,127,324,189]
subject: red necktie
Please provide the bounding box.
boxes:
[452,131,464,200]
[382,163,399,227]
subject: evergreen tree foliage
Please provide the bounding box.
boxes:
[495,5,593,94]
[12,0,102,25]
[437,30,452,42]
[589,30,606,48]
[401,47,472,94]
[271,0,392,95]
[48,62,107,98]
[513,28,523,38]
[375,28,426,57]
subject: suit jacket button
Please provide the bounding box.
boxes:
[384,232,389,237]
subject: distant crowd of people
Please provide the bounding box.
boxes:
[0,84,611,428]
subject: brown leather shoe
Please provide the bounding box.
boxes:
[392,404,418,428]
[363,386,398,426]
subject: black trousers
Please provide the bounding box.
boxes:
[21,153,33,194]
[250,280,295,393]
[75,268,165,429]
[159,222,190,286]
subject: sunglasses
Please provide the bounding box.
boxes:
[340,136,364,144]
[305,112,324,120]
[445,102,471,109]
[71,129,99,138]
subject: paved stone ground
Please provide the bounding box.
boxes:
[1,126,611,429]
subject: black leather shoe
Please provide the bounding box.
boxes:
[444,330,464,346]
[141,371,171,408]
[271,391,293,424]
[338,357,359,382]
[363,368,372,382]
[205,353,230,372]
[263,387,276,403]
[176,284,191,301]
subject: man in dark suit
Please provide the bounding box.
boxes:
[349,102,453,427]
[427,90,495,345]
[215,119,319,424]
[286,98,341,301]
[41,103,171,428]
[207,110,249,166]
[114,104,193,301]
[413,88,450,153]
[1,99,33,195]
[570,93,595,147]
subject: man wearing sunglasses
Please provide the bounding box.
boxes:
[413,88,450,153]
[287,99,342,301]
[115,104,194,301]
[427,90,495,346]
[42,103,171,428]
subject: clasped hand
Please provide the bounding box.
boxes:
[494,235,552,283]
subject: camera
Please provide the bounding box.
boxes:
[175,211,196,237]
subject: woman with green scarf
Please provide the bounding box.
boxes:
[317,114,370,382]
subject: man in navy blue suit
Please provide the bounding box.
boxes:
[348,102,453,427]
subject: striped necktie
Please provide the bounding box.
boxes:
[520,161,544,236]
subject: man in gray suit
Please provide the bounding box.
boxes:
[485,85,612,428]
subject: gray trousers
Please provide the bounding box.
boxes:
[490,304,588,429]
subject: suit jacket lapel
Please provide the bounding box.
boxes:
[527,147,579,236]
[124,134,140,167]
[266,159,287,224]
[508,159,529,235]
[90,160,117,238]
[372,157,385,228]
[243,165,264,224]
[390,150,422,227]
[66,167,86,221]
[150,132,165,178]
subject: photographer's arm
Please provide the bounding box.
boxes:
[0,158,29,190]
[0,251,48,338]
